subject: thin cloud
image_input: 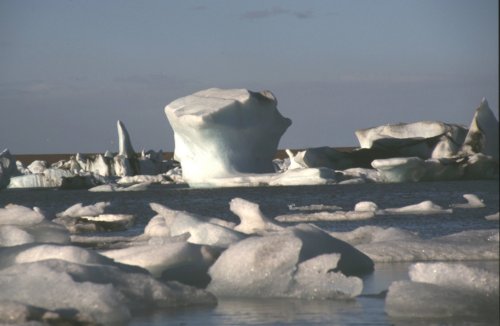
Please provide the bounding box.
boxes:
[241,7,312,20]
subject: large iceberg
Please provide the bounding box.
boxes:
[165,88,291,186]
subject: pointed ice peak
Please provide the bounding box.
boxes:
[117,120,136,158]
[104,150,113,158]
[480,97,489,107]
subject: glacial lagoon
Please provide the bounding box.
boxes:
[1,180,498,325]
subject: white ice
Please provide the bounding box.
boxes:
[0,259,216,325]
[165,88,291,186]
[355,121,467,158]
[371,157,427,183]
[355,229,499,262]
[57,201,110,218]
[276,199,450,222]
[229,197,283,234]
[207,224,369,299]
[461,98,499,160]
[450,193,486,208]
[385,262,499,320]
[88,182,152,192]
[485,212,499,221]
[147,202,245,248]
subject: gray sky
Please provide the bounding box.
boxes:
[0,0,498,154]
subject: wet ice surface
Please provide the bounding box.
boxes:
[1,180,498,325]
[130,261,499,326]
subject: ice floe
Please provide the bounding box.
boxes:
[385,262,499,321]
[450,193,486,208]
[229,197,283,234]
[147,202,245,248]
[355,229,499,262]
[207,223,371,299]
[0,259,216,325]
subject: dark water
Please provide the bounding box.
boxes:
[1,180,499,325]
[1,180,498,238]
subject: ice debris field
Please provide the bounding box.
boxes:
[0,194,498,324]
[0,88,499,324]
[1,88,499,190]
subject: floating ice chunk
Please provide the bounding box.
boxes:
[0,259,216,324]
[148,202,245,248]
[0,204,45,226]
[117,174,165,184]
[379,200,452,215]
[101,240,217,287]
[288,203,343,211]
[207,224,371,298]
[88,182,151,192]
[57,201,110,218]
[0,261,130,324]
[7,168,75,188]
[386,262,499,320]
[269,167,336,186]
[355,121,467,158]
[451,194,486,209]
[55,213,135,233]
[290,253,363,299]
[330,226,418,246]
[461,98,499,160]
[230,197,283,234]
[275,210,374,222]
[485,212,499,221]
[165,88,291,185]
[0,243,115,269]
[354,201,379,212]
[463,153,499,179]
[356,229,499,262]
[371,157,426,182]
[286,147,353,170]
[337,168,382,183]
[0,225,34,247]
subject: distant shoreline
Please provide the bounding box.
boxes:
[13,147,357,166]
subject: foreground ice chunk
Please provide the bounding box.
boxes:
[101,239,217,287]
[207,224,372,299]
[165,88,291,185]
[0,204,45,226]
[0,259,216,325]
[386,262,499,320]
